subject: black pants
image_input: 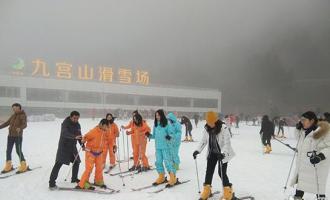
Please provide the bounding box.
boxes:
[278,127,284,135]
[295,190,325,199]
[185,129,192,137]
[261,134,271,146]
[204,152,230,187]
[49,161,79,187]
[6,136,25,161]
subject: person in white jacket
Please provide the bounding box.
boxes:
[290,111,330,200]
[193,111,235,200]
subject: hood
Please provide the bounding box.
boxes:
[313,121,330,139]
[167,112,178,122]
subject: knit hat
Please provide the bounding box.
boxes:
[206,111,218,125]
[301,111,318,122]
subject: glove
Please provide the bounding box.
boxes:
[296,121,303,130]
[217,153,225,160]
[113,145,117,153]
[310,153,325,165]
[193,151,199,159]
[145,132,151,138]
[165,135,171,141]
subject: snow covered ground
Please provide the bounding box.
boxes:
[0,119,329,200]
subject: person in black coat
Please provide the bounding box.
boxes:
[181,116,193,141]
[277,118,287,138]
[259,115,275,154]
[49,111,83,189]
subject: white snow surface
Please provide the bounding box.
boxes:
[0,119,329,200]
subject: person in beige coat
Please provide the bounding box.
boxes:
[0,103,28,173]
[290,111,330,200]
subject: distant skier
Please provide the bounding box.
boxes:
[0,103,28,174]
[167,112,182,170]
[193,114,200,128]
[181,116,193,141]
[224,115,233,137]
[76,119,109,190]
[235,115,240,128]
[259,115,275,154]
[193,111,235,200]
[277,118,287,138]
[49,111,82,189]
[290,111,330,200]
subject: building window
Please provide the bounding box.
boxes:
[0,86,20,98]
[27,88,65,102]
[167,97,191,107]
[193,98,218,108]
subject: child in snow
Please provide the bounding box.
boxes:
[167,112,182,170]
[77,119,109,190]
[193,111,235,200]
[102,113,119,171]
[126,113,151,172]
[148,109,178,187]
[290,111,330,200]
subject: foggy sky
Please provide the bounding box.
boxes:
[1,0,329,115]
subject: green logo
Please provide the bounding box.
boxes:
[11,58,25,70]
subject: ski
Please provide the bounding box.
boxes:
[148,179,191,193]
[109,170,131,176]
[56,187,120,195]
[119,168,155,178]
[132,179,168,191]
[209,192,254,200]
[181,140,198,143]
[0,166,42,179]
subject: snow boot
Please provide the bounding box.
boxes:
[76,182,95,190]
[49,185,58,191]
[188,136,194,142]
[1,160,13,173]
[166,173,177,187]
[220,186,233,200]
[152,173,166,186]
[17,161,29,173]
[265,145,272,154]
[199,184,212,200]
[71,178,80,183]
[183,136,189,141]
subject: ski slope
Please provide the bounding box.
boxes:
[0,119,329,200]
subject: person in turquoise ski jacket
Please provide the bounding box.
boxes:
[147,109,178,187]
[167,112,182,170]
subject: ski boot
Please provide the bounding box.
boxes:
[1,160,14,174]
[129,165,141,172]
[94,181,107,189]
[140,166,151,172]
[165,173,177,188]
[71,178,80,184]
[220,186,233,200]
[76,182,95,190]
[17,161,29,173]
[199,184,212,200]
[183,136,189,142]
[152,173,166,186]
[188,136,194,142]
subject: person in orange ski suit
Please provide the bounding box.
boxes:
[126,113,151,172]
[102,113,119,171]
[121,110,139,160]
[77,119,109,190]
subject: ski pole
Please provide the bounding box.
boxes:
[116,137,126,186]
[194,158,201,193]
[273,137,296,152]
[64,144,83,182]
[126,131,131,172]
[283,138,300,192]
[121,128,126,163]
